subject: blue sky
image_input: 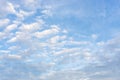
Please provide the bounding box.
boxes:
[0,0,120,80]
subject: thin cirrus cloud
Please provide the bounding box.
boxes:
[0,0,120,80]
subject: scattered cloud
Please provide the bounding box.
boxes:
[0,0,120,80]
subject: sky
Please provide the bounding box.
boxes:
[0,0,120,80]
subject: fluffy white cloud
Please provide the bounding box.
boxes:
[34,25,60,38]
[5,24,17,32]
[19,22,42,32]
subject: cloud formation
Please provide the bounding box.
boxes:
[0,0,120,80]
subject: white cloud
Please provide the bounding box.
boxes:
[49,36,60,43]
[40,70,89,80]
[97,41,105,46]
[8,46,20,50]
[41,9,52,16]
[7,37,17,43]
[22,0,41,10]
[7,31,32,43]
[4,24,17,32]
[16,10,35,20]
[20,23,38,31]
[0,31,13,40]
[54,48,81,55]
[0,50,10,54]
[19,21,44,32]
[34,25,60,38]
[0,19,10,27]
[69,40,90,45]
[6,2,16,14]
[0,1,16,17]
[49,35,66,44]
[7,54,22,60]
[91,34,98,40]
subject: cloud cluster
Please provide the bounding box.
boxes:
[0,0,120,80]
